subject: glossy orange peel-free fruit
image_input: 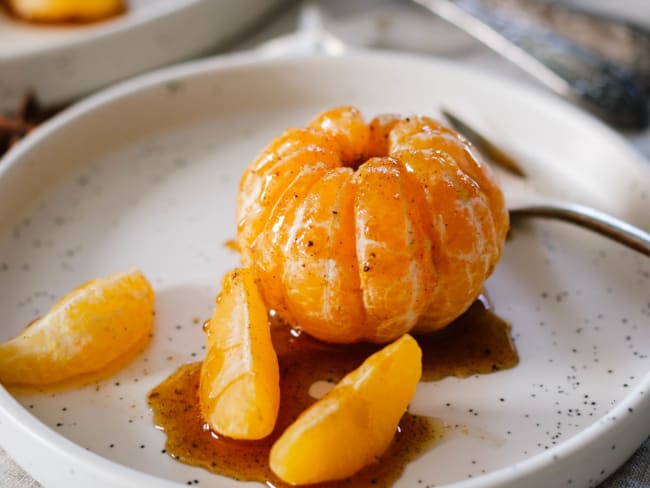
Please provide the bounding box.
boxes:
[0,269,154,386]
[237,106,509,343]
[269,333,422,485]
[6,0,125,22]
[200,268,280,440]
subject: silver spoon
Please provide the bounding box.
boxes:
[414,0,649,129]
[442,109,650,257]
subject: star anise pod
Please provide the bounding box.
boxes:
[0,92,61,157]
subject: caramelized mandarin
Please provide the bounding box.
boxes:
[237,106,508,343]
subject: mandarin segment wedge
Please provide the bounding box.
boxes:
[281,166,365,343]
[353,157,435,342]
[199,268,280,440]
[237,131,341,266]
[269,334,422,485]
[6,0,125,22]
[251,160,336,325]
[0,269,154,386]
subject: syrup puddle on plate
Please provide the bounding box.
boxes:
[148,296,518,487]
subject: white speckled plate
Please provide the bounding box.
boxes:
[0,52,649,488]
[0,0,284,111]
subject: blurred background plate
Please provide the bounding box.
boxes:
[0,0,285,111]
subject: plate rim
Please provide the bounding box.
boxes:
[0,49,649,488]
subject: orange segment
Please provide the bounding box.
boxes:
[200,268,280,440]
[0,269,154,386]
[389,116,509,240]
[269,334,422,485]
[280,167,366,343]
[237,128,341,264]
[388,116,508,331]
[252,161,334,325]
[396,148,500,330]
[352,157,435,342]
[237,147,340,266]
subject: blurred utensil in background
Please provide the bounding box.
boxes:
[255,2,347,57]
[485,0,650,95]
[414,0,650,130]
[442,108,650,257]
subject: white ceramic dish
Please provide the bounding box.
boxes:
[0,52,649,488]
[0,0,284,111]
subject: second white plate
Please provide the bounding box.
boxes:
[0,0,284,110]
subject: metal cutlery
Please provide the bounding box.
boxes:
[485,0,650,95]
[414,0,649,129]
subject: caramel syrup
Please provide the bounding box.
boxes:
[148,297,518,487]
[418,296,519,380]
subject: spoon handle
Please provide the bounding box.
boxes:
[510,203,650,257]
[413,0,649,129]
